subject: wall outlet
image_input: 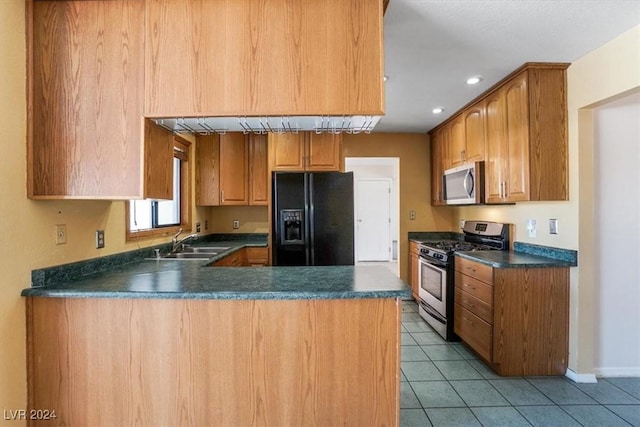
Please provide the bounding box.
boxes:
[196,222,201,232]
[233,220,240,229]
[460,219,466,229]
[96,229,105,248]
[549,218,558,234]
[409,210,416,220]
[205,220,208,231]
[55,224,67,245]
[527,219,536,238]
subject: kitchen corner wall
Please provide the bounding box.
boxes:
[0,1,210,413]
[343,133,453,282]
[207,206,269,233]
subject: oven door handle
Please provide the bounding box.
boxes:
[418,256,447,272]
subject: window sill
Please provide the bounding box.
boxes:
[126,224,192,242]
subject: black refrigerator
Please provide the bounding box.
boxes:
[272,172,354,266]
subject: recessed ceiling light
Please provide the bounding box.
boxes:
[466,76,482,85]
[432,107,444,114]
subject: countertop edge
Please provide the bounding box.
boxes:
[455,251,575,268]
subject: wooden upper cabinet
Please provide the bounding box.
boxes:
[144,0,384,117]
[144,120,175,200]
[28,0,145,199]
[219,134,249,205]
[485,65,568,203]
[449,114,465,167]
[269,133,342,172]
[197,133,267,206]
[269,133,306,171]
[429,63,568,205]
[249,134,268,205]
[463,100,486,162]
[306,133,342,171]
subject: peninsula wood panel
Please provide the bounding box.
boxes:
[29,0,145,198]
[144,0,384,116]
[26,297,401,426]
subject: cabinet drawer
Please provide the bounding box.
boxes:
[454,304,492,362]
[455,257,493,283]
[212,250,248,267]
[455,287,493,324]
[455,271,493,305]
[246,247,268,266]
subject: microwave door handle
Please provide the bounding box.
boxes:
[463,169,474,197]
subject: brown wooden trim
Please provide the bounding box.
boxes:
[26,0,35,198]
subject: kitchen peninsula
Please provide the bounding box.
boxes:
[22,249,409,426]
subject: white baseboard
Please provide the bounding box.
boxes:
[565,369,598,383]
[593,367,640,377]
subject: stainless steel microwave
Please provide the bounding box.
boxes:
[443,161,484,205]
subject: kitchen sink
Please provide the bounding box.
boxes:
[149,246,231,261]
[161,252,218,259]
[181,246,230,254]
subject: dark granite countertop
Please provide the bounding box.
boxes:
[456,247,576,268]
[408,231,463,244]
[22,234,410,300]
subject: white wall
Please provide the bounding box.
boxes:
[593,91,640,376]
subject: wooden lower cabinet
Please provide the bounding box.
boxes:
[454,257,569,376]
[409,241,420,300]
[26,297,400,426]
[210,247,269,267]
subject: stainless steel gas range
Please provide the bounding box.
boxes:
[417,221,509,341]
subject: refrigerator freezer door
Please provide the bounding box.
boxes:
[309,172,354,265]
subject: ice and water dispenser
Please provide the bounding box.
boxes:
[279,209,304,245]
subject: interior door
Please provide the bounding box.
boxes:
[355,179,391,261]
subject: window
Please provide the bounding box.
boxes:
[126,137,191,241]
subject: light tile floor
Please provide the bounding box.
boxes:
[400,300,640,426]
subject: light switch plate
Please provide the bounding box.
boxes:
[55,224,67,245]
[96,229,105,248]
[527,219,536,238]
[409,210,416,220]
[549,219,558,234]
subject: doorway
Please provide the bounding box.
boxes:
[345,158,400,272]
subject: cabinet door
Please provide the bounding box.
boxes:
[249,134,268,205]
[485,90,508,203]
[306,133,342,171]
[449,114,465,166]
[504,73,530,202]
[143,120,174,200]
[196,134,221,206]
[29,0,144,198]
[464,100,486,162]
[219,134,249,205]
[269,133,305,171]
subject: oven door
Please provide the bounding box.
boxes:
[418,256,447,318]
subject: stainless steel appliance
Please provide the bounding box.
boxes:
[418,221,509,340]
[272,172,354,266]
[443,161,484,205]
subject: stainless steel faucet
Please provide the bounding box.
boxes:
[171,228,198,253]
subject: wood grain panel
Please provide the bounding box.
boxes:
[195,134,221,206]
[455,257,493,284]
[463,100,486,162]
[492,268,569,375]
[219,133,249,205]
[27,297,400,426]
[144,0,383,116]
[449,114,465,166]
[484,88,508,203]
[143,119,174,200]
[409,242,420,300]
[245,247,268,266]
[455,271,493,305]
[249,134,268,205]
[306,133,342,171]
[504,72,531,201]
[527,68,569,201]
[455,287,493,324]
[29,0,144,198]
[269,133,305,170]
[454,304,492,361]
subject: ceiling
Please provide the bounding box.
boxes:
[376,0,640,133]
